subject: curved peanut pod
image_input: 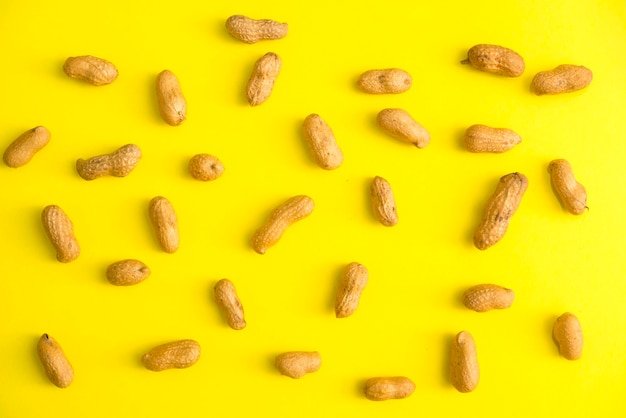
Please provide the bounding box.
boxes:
[531,65,592,95]
[142,339,201,371]
[548,159,587,215]
[148,196,179,253]
[63,55,118,85]
[156,70,186,126]
[364,376,415,401]
[246,52,282,106]
[450,331,479,393]
[335,262,368,318]
[37,334,74,388]
[106,259,151,286]
[462,284,515,312]
[461,44,525,77]
[357,68,412,94]
[225,15,288,43]
[376,108,430,148]
[463,124,521,153]
[302,114,344,170]
[275,351,321,379]
[553,312,583,360]
[41,205,80,263]
[370,176,398,226]
[214,279,246,330]
[3,126,51,168]
[76,144,141,180]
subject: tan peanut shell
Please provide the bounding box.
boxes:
[463,284,515,312]
[37,333,74,388]
[106,259,151,286]
[188,154,225,181]
[548,159,587,215]
[63,55,118,85]
[553,312,583,360]
[531,65,593,95]
[449,331,479,393]
[357,68,412,94]
[3,126,51,168]
[461,44,525,77]
[156,70,186,126]
[76,144,141,180]
[275,351,321,379]
[370,176,398,226]
[148,196,179,253]
[335,262,368,318]
[225,15,288,43]
[473,172,528,250]
[41,205,80,263]
[364,376,415,401]
[463,124,521,153]
[302,114,344,170]
[251,195,314,254]
[376,108,430,148]
[142,339,201,371]
[214,279,246,330]
[246,52,281,106]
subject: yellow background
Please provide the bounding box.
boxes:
[1,1,625,416]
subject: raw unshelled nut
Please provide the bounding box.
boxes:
[462,284,515,312]
[335,262,368,318]
[141,339,201,371]
[76,144,141,180]
[461,44,525,77]
[225,15,288,43]
[548,159,587,215]
[41,205,80,263]
[3,126,51,168]
[530,65,592,95]
[148,196,179,253]
[37,333,74,388]
[246,52,281,106]
[302,114,344,170]
[376,108,430,148]
[63,55,118,85]
[463,124,521,153]
[473,172,528,250]
[106,259,151,286]
[357,68,412,94]
[251,195,314,254]
[364,377,415,401]
[553,312,583,360]
[188,154,225,181]
[449,331,479,393]
[156,70,186,126]
[275,351,321,379]
[370,176,398,226]
[214,279,246,330]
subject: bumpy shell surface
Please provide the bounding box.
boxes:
[37,334,74,388]
[63,55,118,85]
[553,312,583,360]
[531,65,592,95]
[548,159,587,215]
[225,15,288,43]
[364,376,416,401]
[463,124,521,153]
[370,176,398,226]
[214,279,246,330]
[462,44,525,77]
[376,108,430,148]
[41,205,80,263]
[463,284,515,312]
[357,69,412,94]
[335,262,369,318]
[246,52,282,106]
[156,70,186,125]
[106,259,151,286]
[148,196,179,253]
[142,340,201,371]
[188,154,225,181]
[275,351,321,379]
[450,331,479,393]
[3,126,51,168]
[76,144,141,180]
[302,114,344,170]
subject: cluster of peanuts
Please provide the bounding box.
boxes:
[5,15,591,398]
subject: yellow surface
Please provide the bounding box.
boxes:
[1,1,625,416]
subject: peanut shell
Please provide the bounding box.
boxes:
[41,205,80,263]
[106,259,151,286]
[246,52,281,106]
[370,176,398,226]
[376,108,430,148]
[76,144,141,180]
[463,124,521,153]
[548,159,587,215]
[553,312,583,360]
[225,15,288,43]
[364,376,415,401]
[214,279,246,330]
[142,339,201,371]
[461,44,525,77]
[302,114,344,170]
[188,154,225,181]
[148,196,179,253]
[357,68,411,94]
[335,262,369,318]
[449,331,479,393]
[37,334,74,388]
[156,70,186,126]
[531,65,592,95]
[463,284,515,312]
[275,351,321,379]
[3,126,51,168]
[63,55,118,85]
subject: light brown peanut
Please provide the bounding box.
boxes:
[302,114,344,170]
[548,159,587,215]
[357,68,412,94]
[251,195,314,254]
[188,154,225,181]
[106,259,151,286]
[225,15,288,43]
[3,126,51,168]
[461,44,525,77]
[275,351,321,379]
[449,331,479,393]
[41,205,80,263]
[214,279,246,330]
[463,124,521,153]
[63,55,118,85]
[462,284,515,312]
[473,172,528,250]
[335,262,368,318]
[142,339,201,371]
[364,376,415,401]
[370,176,398,226]
[531,65,593,95]
[246,52,282,106]
[37,333,74,388]
[553,312,583,360]
[156,70,186,126]
[376,108,430,148]
[76,144,141,180]
[148,196,179,253]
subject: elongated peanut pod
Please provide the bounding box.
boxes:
[246,52,281,106]
[214,279,246,330]
[531,65,592,95]
[76,144,141,180]
[462,284,515,312]
[3,126,51,168]
[553,312,583,360]
[463,124,521,153]
[106,259,151,286]
[548,159,587,215]
[302,114,343,170]
[275,351,321,378]
[37,334,74,388]
[450,331,479,393]
[41,205,80,263]
[357,68,412,94]
[461,44,525,77]
[148,196,179,253]
[364,376,415,401]
[142,339,201,371]
[63,55,118,85]
[370,176,398,226]
[335,262,368,318]
[156,70,186,126]
[225,15,288,43]
[376,108,430,148]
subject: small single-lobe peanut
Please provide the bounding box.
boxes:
[156,70,186,126]
[63,55,118,86]
[251,195,314,254]
[357,68,412,94]
[188,154,225,181]
[246,52,281,106]
[37,333,74,388]
[370,176,398,227]
[335,262,368,318]
[3,126,51,168]
[148,196,179,253]
[42,205,80,263]
[302,114,344,170]
[76,144,141,180]
[106,259,151,286]
[463,284,515,312]
[214,279,246,330]
[461,44,525,77]
[225,15,288,44]
[473,172,528,250]
[376,108,430,148]
[548,159,587,215]
[463,124,521,153]
[275,351,321,379]
[142,339,201,371]
[530,65,592,95]
[449,331,479,393]
[553,312,583,360]
[364,376,415,401]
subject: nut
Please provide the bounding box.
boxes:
[302,114,344,170]
[3,126,51,168]
[246,52,282,106]
[106,259,151,286]
[449,331,479,393]
[548,159,587,215]
[356,68,412,94]
[148,196,179,253]
[251,195,314,254]
[530,65,593,95]
[141,339,201,371]
[214,279,246,330]
[63,55,118,85]
[363,376,415,401]
[463,124,521,153]
[156,70,186,126]
[376,108,430,148]
[335,262,368,318]
[370,176,398,227]
[473,172,528,250]
[553,312,583,360]
[76,144,141,180]
[188,154,225,181]
[37,333,74,388]
[462,284,515,312]
[461,44,525,77]
[275,351,321,378]
[225,15,288,43]
[41,205,80,263]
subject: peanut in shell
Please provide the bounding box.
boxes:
[548,159,587,215]
[335,262,368,318]
[302,114,344,170]
[357,68,412,94]
[225,15,288,43]
[63,55,118,85]
[364,376,415,401]
[142,339,201,371]
[156,70,186,126]
[148,196,179,253]
[246,52,281,106]
[3,126,51,168]
[37,333,74,388]
[463,124,521,153]
[553,312,583,360]
[376,108,430,148]
[41,205,80,263]
[462,284,514,312]
[449,331,479,393]
[531,65,592,95]
[461,44,525,77]
[275,351,321,379]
